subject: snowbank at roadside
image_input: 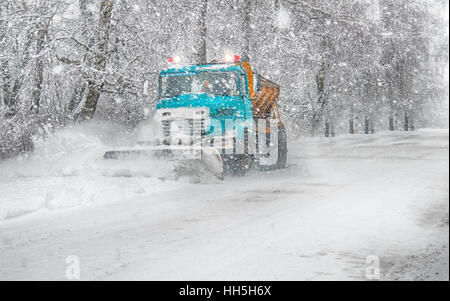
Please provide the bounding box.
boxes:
[0,121,179,221]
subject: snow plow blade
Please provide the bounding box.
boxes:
[103,145,224,180]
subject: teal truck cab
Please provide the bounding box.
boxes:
[153,57,287,175]
[104,55,287,179]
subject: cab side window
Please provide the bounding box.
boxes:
[240,74,248,96]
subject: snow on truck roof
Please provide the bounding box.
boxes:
[160,63,243,75]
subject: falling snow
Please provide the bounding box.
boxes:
[0,0,448,281]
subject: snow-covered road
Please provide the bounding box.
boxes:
[0,126,448,280]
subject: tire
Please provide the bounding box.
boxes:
[223,154,248,176]
[276,124,288,169]
[223,128,251,177]
[257,124,287,171]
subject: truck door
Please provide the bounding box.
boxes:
[240,73,252,120]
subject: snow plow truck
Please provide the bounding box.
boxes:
[104,54,287,179]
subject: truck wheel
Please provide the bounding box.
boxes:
[237,127,251,176]
[223,155,247,176]
[277,124,287,169]
[223,128,250,177]
[257,124,287,171]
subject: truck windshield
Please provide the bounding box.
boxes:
[160,71,239,98]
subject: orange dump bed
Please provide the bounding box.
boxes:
[239,62,281,121]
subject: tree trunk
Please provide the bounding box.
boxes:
[0,3,8,107]
[313,37,327,135]
[67,80,87,118]
[364,114,369,134]
[241,0,251,62]
[389,115,394,131]
[403,112,409,131]
[370,118,375,134]
[8,78,22,115]
[317,59,325,104]
[2,33,32,116]
[195,0,208,64]
[2,60,10,107]
[31,28,45,114]
[410,116,415,131]
[349,118,354,134]
[388,98,394,130]
[78,0,114,121]
[311,113,320,136]
[349,106,355,134]
[79,80,101,120]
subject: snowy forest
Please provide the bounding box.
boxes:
[1,0,449,160]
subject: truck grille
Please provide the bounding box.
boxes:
[162,120,171,137]
[162,119,205,138]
